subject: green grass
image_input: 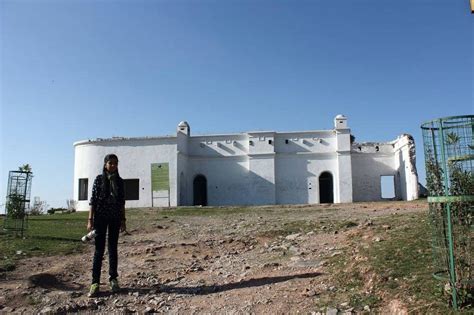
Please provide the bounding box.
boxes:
[1,212,89,271]
[327,212,467,313]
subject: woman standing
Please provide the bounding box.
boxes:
[87,154,126,297]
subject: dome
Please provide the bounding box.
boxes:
[178,121,189,128]
[335,114,346,119]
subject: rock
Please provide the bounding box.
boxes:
[302,288,317,297]
[289,246,300,253]
[144,306,155,313]
[285,233,301,241]
[262,262,280,268]
[326,307,339,315]
[373,237,382,242]
[364,305,371,311]
[40,306,53,314]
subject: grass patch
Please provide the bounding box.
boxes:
[1,212,90,271]
[366,213,458,313]
[326,212,463,313]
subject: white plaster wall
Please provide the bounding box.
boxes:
[248,155,276,205]
[74,121,419,209]
[274,131,336,154]
[275,154,337,204]
[187,156,252,206]
[248,132,275,155]
[334,129,353,203]
[351,148,397,202]
[336,153,353,203]
[188,135,248,158]
[74,138,177,211]
[394,135,419,201]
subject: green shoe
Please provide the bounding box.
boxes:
[110,279,120,293]
[88,283,99,297]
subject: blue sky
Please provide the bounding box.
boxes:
[1,0,473,211]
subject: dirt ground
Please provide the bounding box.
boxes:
[0,201,427,314]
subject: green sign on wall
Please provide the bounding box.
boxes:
[151,163,169,191]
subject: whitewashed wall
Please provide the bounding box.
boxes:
[74,118,419,210]
[74,137,177,211]
[351,134,418,202]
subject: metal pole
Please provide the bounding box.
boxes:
[438,118,458,309]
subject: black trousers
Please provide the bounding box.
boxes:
[92,217,121,284]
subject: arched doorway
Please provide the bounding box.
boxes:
[319,172,334,204]
[193,175,207,206]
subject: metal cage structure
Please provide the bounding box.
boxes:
[3,170,33,237]
[421,115,473,309]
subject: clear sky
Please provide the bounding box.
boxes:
[1,0,473,212]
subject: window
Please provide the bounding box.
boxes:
[381,176,395,199]
[79,178,88,200]
[124,179,140,200]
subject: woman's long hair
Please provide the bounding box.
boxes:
[101,154,121,198]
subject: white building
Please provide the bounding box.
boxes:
[73,115,419,211]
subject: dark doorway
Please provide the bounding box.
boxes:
[319,172,333,204]
[193,175,207,206]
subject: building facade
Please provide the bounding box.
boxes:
[73,115,419,211]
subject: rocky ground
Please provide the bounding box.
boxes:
[0,201,427,314]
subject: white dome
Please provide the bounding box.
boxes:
[335,114,346,119]
[178,121,189,128]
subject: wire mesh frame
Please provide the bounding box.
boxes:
[421,115,474,309]
[3,171,33,237]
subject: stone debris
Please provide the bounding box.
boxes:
[0,201,427,313]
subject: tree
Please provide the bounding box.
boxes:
[18,164,32,172]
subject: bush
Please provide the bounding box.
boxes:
[29,201,48,216]
[47,208,68,215]
[6,194,26,219]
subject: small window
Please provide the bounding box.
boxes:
[249,140,254,145]
[259,136,265,141]
[124,179,140,200]
[268,139,273,145]
[381,176,395,199]
[79,178,88,200]
[285,139,289,144]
